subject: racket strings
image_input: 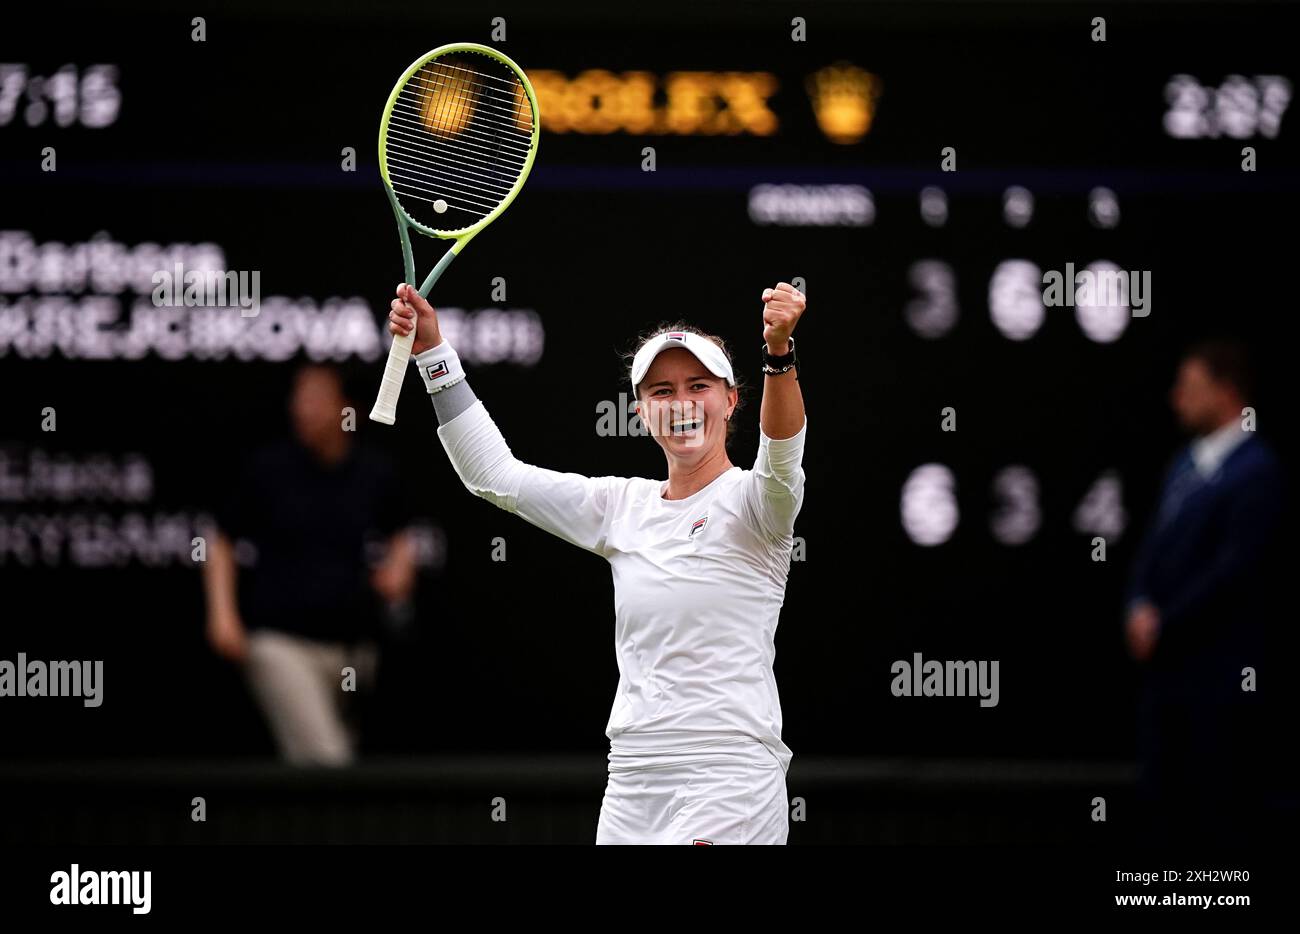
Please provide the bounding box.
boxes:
[384,53,534,231]
[386,113,529,165]
[388,102,532,155]
[421,58,524,90]
[382,120,525,176]
[386,145,516,196]
[407,72,533,121]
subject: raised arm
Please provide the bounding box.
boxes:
[389,284,619,556]
[742,282,809,542]
[759,282,806,441]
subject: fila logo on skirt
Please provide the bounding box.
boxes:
[692,839,713,845]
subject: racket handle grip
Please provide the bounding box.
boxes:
[370,328,415,424]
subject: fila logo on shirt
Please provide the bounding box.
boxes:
[689,515,709,538]
[425,361,449,381]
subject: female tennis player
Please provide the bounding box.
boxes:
[388,280,807,845]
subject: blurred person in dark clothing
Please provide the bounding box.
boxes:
[1125,340,1285,846]
[201,362,416,765]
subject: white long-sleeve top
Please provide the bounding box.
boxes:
[437,399,807,774]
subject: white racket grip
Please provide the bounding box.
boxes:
[370,328,414,424]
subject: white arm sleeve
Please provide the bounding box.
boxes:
[741,415,808,543]
[436,399,619,556]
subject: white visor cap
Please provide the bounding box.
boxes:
[631,330,736,397]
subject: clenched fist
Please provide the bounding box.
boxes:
[761,282,805,354]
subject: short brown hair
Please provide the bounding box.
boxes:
[1184,339,1255,402]
[623,320,747,445]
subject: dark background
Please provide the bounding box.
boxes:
[0,1,1295,842]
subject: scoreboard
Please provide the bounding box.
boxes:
[1,2,1296,760]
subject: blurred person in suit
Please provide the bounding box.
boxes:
[1125,339,1285,846]
[202,362,416,766]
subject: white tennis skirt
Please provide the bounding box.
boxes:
[596,732,789,845]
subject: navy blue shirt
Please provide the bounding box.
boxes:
[216,439,408,644]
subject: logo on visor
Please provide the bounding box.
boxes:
[665,332,686,341]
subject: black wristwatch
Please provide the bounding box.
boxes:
[761,337,798,379]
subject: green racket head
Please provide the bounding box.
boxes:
[379,43,540,240]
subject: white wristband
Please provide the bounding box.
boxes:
[412,339,467,394]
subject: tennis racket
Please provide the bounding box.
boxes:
[369,42,540,424]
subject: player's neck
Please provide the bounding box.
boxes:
[662,451,733,501]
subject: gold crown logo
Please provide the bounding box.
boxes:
[805,63,881,144]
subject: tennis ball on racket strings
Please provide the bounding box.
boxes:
[433,199,448,213]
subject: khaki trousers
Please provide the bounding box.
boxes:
[244,629,378,766]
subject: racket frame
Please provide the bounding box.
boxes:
[370,42,540,424]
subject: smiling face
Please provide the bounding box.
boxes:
[635,347,736,463]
